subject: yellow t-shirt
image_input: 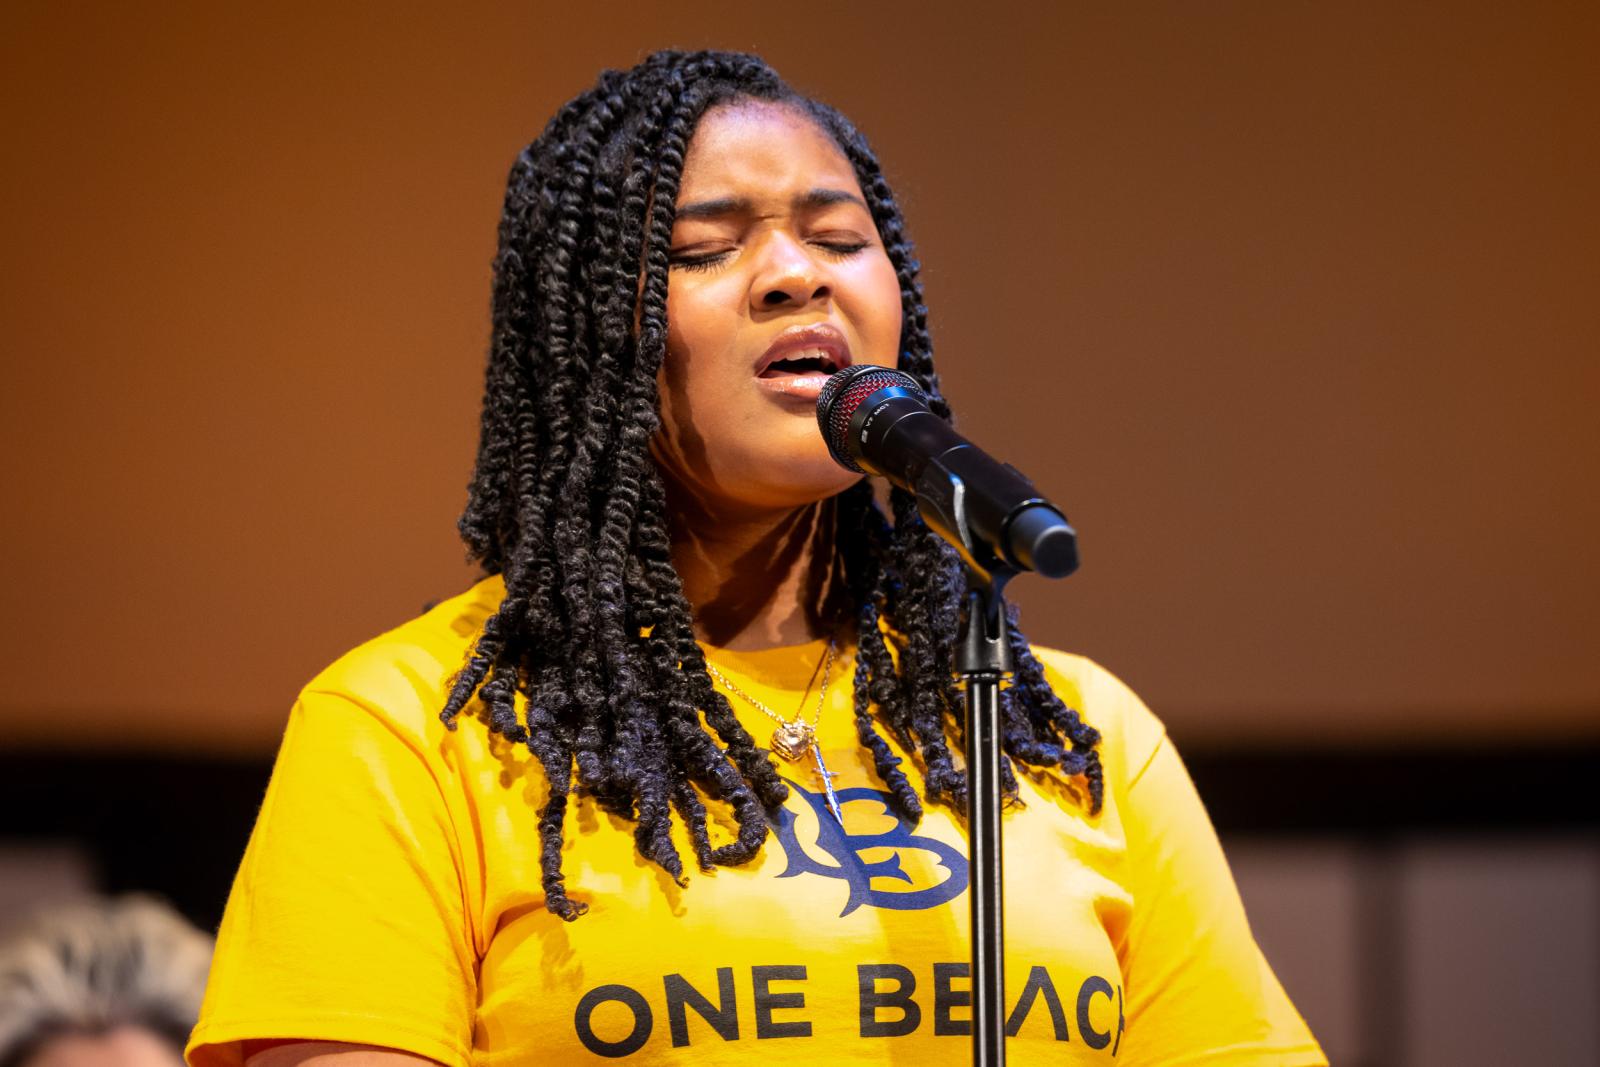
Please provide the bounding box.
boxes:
[186,576,1324,1066]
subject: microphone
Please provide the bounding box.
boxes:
[816,365,1078,579]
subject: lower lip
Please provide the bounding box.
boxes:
[753,371,834,403]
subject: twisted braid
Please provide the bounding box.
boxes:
[442,50,1103,920]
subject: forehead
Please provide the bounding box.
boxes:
[677,101,860,203]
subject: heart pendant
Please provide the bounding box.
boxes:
[771,720,816,761]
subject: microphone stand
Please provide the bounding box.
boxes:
[942,504,1074,1067]
[812,362,1079,1063]
[957,563,1017,1067]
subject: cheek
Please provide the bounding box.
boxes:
[657,278,742,463]
[852,256,905,359]
[663,280,731,393]
[658,288,704,434]
[881,268,904,347]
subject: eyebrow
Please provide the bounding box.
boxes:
[673,187,867,221]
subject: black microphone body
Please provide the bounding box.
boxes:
[817,366,1078,580]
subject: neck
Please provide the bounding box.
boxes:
[666,486,847,651]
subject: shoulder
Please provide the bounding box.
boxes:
[293,575,504,744]
[1024,643,1170,793]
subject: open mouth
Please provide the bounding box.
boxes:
[757,349,841,378]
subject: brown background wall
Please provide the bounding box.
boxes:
[2,2,1595,754]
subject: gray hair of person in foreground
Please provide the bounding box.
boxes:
[0,894,212,1067]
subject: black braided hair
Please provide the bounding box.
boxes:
[440,50,1102,920]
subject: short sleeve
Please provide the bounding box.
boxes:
[1116,733,1326,1066]
[185,689,477,1067]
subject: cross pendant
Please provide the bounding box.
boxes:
[811,745,845,828]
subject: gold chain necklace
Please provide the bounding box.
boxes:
[704,634,845,826]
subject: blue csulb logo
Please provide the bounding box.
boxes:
[772,776,969,916]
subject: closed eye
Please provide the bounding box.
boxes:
[667,236,871,273]
[668,248,732,272]
[814,240,869,258]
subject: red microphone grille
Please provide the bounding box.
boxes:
[815,366,926,473]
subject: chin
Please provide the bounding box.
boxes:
[747,454,865,509]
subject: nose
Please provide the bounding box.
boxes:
[750,232,831,311]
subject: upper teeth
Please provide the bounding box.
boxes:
[781,348,832,365]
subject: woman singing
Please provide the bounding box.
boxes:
[186,50,1324,1067]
